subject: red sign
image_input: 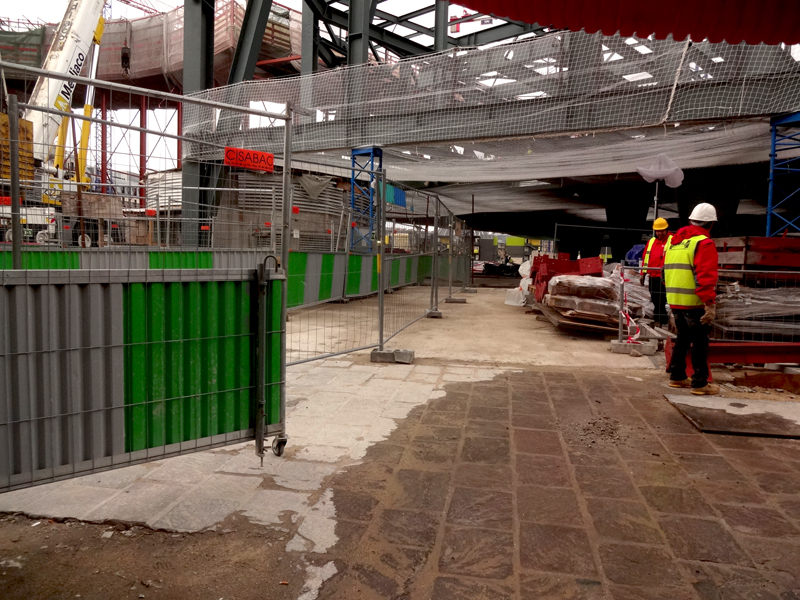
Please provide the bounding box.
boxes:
[0,197,11,206]
[224,147,274,172]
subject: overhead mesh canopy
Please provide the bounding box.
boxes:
[184,29,800,160]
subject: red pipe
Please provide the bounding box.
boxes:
[100,91,107,194]
[139,95,146,208]
[177,101,182,171]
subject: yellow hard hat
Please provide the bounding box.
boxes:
[652,218,669,231]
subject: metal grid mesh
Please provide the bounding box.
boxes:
[184,32,800,158]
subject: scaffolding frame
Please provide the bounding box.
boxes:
[767,111,800,237]
[350,146,382,252]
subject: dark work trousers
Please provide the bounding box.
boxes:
[648,276,669,326]
[668,308,710,388]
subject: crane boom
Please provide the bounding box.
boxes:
[24,0,107,163]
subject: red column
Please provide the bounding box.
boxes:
[139,95,147,208]
[177,101,183,171]
[101,91,108,194]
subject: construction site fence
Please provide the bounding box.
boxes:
[0,265,285,493]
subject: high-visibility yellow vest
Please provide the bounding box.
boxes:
[663,235,707,307]
[642,235,672,276]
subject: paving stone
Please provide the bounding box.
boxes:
[659,516,752,565]
[715,504,800,538]
[24,484,121,521]
[332,462,394,492]
[779,499,800,521]
[373,509,439,548]
[431,576,514,600]
[658,434,719,455]
[676,454,745,481]
[514,429,563,455]
[465,419,511,439]
[460,436,511,464]
[414,425,462,442]
[447,487,514,530]
[616,435,671,462]
[573,466,638,499]
[626,461,693,488]
[567,447,621,468]
[520,573,605,600]
[640,411,700,435]
[586,499,663,544]
[146,452,233,484]
[349,563,400,597]
[519,523,596,576]
[512,413,558,430]
[404,441,458,469]
[694,479,768,505]
[439,527,514,579]
[751,471,800,494]
[738,537,800,589]
[517,454,572,488]
[470,394,510,408]
[707,435,764,452]
[720,449,797,474]
[684,560,782,600]
[391,469,451,512]
[82,479,192,525]
[152,496,243,531]
[608,584,698,600]
[518,486,584,526]
[468,406,510,422]
[332,521,369,555]
[639,486,715,516]
[332,489,380,521]
[428,398,469,413]
[599,544,685,586]
[421,411,467,426]
[377,545,430,583]
[512,400,554,416]
[453,463,513,490]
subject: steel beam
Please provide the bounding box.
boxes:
[139,95,146,209]
[228,0,274,85]
[375,5,435,28]
[434,0,448,52]
[347,0,378,66]
[304,0,429,57]
[455,21,546,46]
[302,0,320,75]
[338,0,460,47]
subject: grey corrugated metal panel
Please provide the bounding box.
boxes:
[212,250,278,269]
[0,282,126,491]
[303,253,322,305]
[332,254,346,300]
[79,250,150,270]
[0,269,257,286]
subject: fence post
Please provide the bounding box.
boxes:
[618,277,625,343]
[427,197,442,318]
[8,94,22,269]
[378,170,386,351]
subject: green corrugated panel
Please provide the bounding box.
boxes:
[404,257,412,283]
[149,252,213,269]
[287,252,308,308]
[390,258,400,287]
[371,255,379,292]
[346,254,362,296]
[319,254,335,301]
[0,251,80,269]
[417,256,432,282]
[266,280,282,425]
[123,280,254,452]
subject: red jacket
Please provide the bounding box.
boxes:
[668,225,718,308]
[643,233,673,277]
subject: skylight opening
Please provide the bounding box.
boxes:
[516,91,549,99]
[637,81,659,87]
[504,50,514,60]
[402,151,412,155]
[623,72,653,82]
[689,62,703,72]
[478,78,516,87]
[532,57,557,63]
[699,73,713,80]
[634,45,653,54]
[712,56,724,63]
[451,145,464,155]
[625,37,639,45]
[480,71,499,77]
[601,44,609,51]
[517,180,549,187]
[604,52,623,62]
[531,66,568,76]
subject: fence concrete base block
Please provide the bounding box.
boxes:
[426,310,443,319]
[610,339,657,356]
[370,348,415,364]
[463,288,478,293]
[445,297,467,304]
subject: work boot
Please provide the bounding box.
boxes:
[668,378,691,388]
[691,383,720,396]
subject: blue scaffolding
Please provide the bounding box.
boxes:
[767,112,800,236]
[350,147,382,252]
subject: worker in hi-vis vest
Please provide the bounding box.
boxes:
[639,218,673,326]
[663,203,720,395]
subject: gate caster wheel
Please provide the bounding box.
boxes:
[272,436,288,457]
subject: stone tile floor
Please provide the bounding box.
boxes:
[316,368,800,600]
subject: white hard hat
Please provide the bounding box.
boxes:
[688,203,718,222]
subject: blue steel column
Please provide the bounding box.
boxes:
[767,122,777,236]
[350,147,382,252]
[182,0,215,248]
[434,0,449,52]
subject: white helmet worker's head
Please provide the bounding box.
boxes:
[688,203,718,228]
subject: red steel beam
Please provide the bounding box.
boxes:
[666,339,800,366]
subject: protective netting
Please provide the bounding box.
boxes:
[184,30,800,159]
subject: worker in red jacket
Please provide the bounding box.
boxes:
[640,217,672,326]
[663,203,720,395]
